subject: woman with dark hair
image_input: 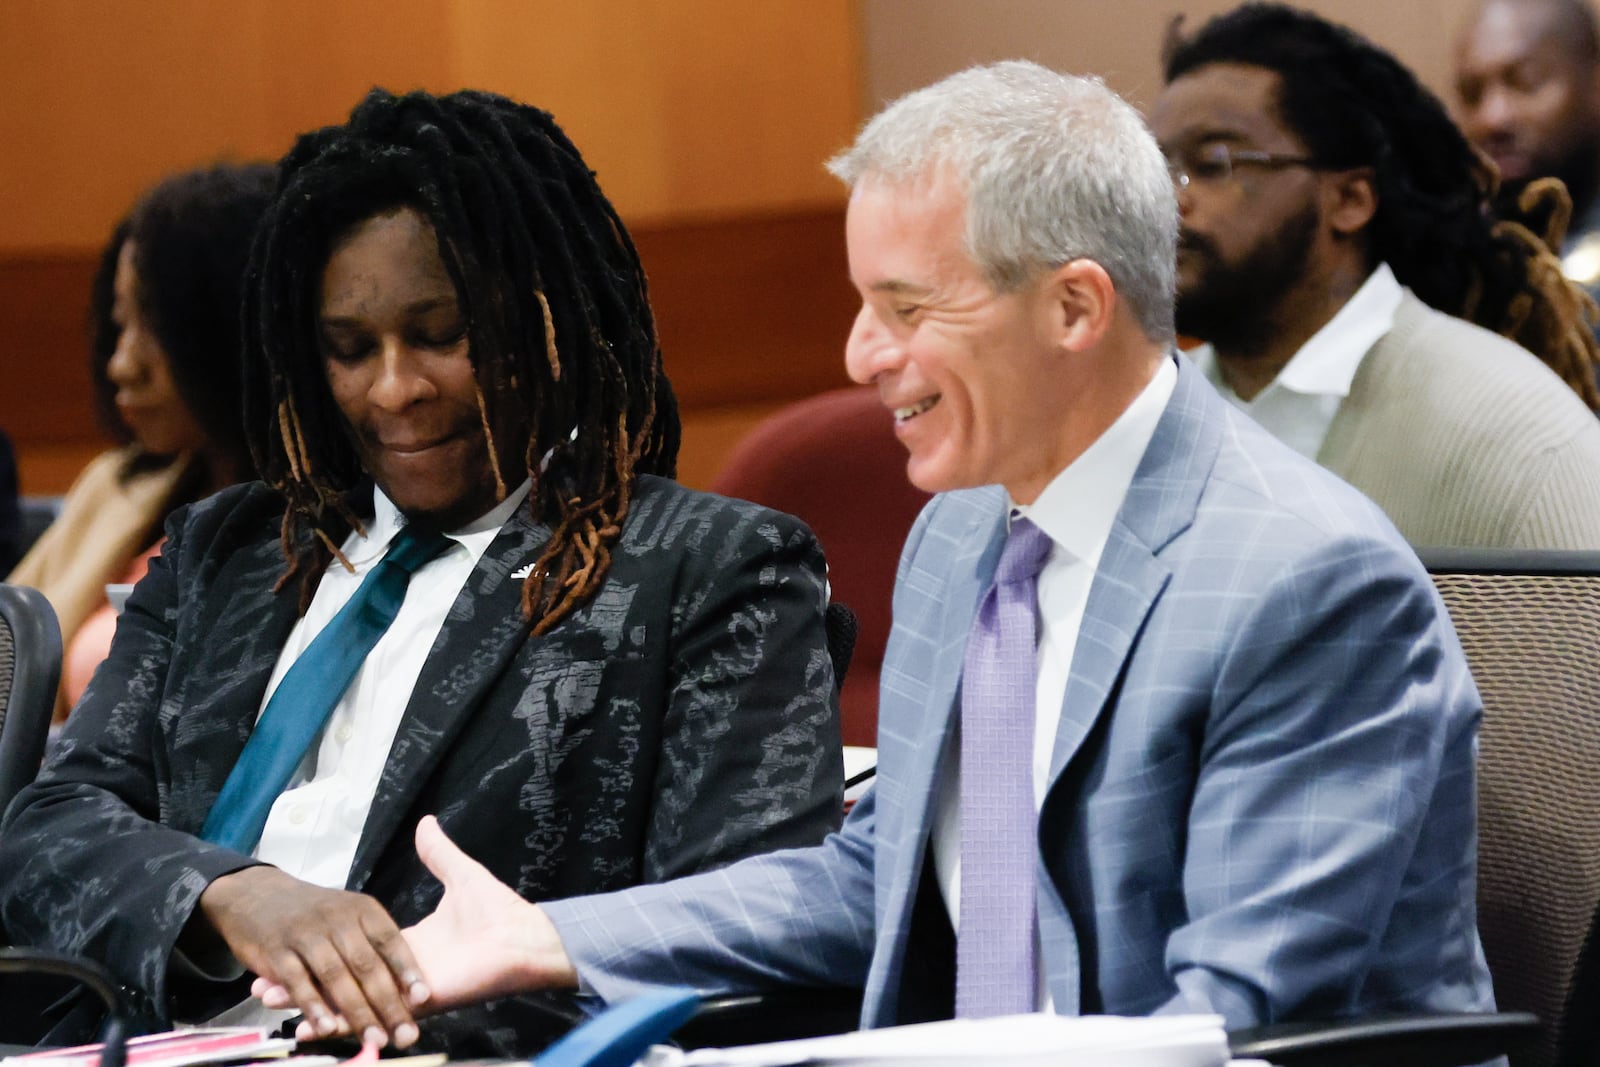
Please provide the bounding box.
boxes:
[0,88,840,1055]
[9,162,274,719]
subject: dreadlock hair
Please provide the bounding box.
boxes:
[243,87,681,634]
[1164,2,1600,410]
[89,163,276,485]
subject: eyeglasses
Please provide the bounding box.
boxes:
[1166,143,1316,189]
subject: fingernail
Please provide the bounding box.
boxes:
[316,1013,337,1036]
[364,1027,388,1049]
[409,980,431,1004]
[396,1023,419,1048]
[295,1022,314,1042]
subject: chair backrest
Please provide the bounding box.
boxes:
[0,583,61,818]
[824,602,858,697]
[16,496,62,563]
[713,387,929,747]
[1419,548,1600,1067]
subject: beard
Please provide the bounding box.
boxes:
[1496,132,1600,229]
[1175,199,1321,355]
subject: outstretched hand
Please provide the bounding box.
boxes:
[252,816,577,1027]
[401,814,578,1007]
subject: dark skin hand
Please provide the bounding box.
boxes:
[253,817,579,1042]
[192,866,430,1047]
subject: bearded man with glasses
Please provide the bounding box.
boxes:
[1153,2,1600,552]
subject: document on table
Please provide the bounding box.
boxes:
[635,1012,1231,1067]
[0,1028,295,1067]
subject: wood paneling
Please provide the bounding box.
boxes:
[0,1,858,254]
[0,2,862,494]
[638,207,856,410]
[454,2,861,223]
[0,255,101,448]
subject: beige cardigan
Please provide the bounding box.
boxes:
[1318,291,1600,549]
[7,447,192,721]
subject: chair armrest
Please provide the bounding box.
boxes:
[1227,1010,1539,1067]
[0,948,131,1067]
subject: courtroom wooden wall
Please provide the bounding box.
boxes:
[0,1,861,493]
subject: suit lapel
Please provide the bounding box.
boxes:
[904,495,1005,833]
[346,507,551,890]
[1034,356,1218,1012]
[166,531,302,833]
[1046,355,1214,784]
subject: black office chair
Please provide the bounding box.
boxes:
[0,583,61,818]
[0,949,131,1066]
[823,602,857,701]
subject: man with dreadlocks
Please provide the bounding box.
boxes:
[0,88,843,1054]
[1153,2,1600,550]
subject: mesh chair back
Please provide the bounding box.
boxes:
[1421,549,1600,1067]
[0,584,61,818]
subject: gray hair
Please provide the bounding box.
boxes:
[828,60,1176,343]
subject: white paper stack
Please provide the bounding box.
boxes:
[638,1012,1231,1067]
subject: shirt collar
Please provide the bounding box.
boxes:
[351,479,534,567]
[1011,354,1178,568]
[1186,262,1402,403]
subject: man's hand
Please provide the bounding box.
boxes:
[401,815,578,1008]
[198,866,427,1048]
[254,817,577,1022]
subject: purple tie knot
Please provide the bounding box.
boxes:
[996,516,1052,587]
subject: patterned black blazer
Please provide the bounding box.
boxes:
[0,475,843,1053]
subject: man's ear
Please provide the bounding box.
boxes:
[1325,166,1378,237]
[1047,259,1117,353]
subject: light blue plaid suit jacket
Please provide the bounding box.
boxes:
[545,355,1496,1029]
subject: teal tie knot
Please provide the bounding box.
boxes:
[200,523,453,852]
[386,525,451,574]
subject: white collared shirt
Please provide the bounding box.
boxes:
[930,355,1178,1007]
[1186,262,1403,460]
[252,480,531,888]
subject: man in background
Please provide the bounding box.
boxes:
[1456,0,1600,289]
[1154,2,1600,550]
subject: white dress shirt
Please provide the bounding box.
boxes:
[930,355,1177,1008]
[1186,263,1403,460]
[253,480,531,888]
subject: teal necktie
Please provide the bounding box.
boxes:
[201,524,452,853]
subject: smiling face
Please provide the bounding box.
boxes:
[105,241,210,458]
[318,206,509,530]
[842,174,1082,505]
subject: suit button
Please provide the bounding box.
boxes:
[335,724,353,744]
[289,807,309,826]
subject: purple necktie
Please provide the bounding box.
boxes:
[956,516,1053,1018]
